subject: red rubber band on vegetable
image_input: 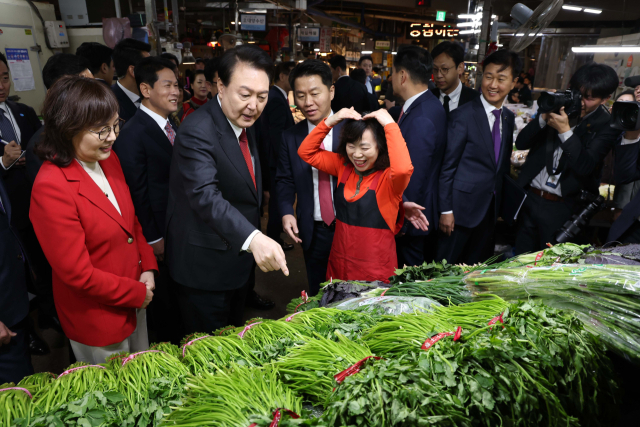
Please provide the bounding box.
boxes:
[421,332,453,350]
[286,311,303,322]
[182,335,212,357]
[122,350,165,366]
[334,356,382,384]
[294,290,310,313]
[381,288,388,296]
[488,312,504,327]
[58,365,106,378]
[0,387,33,399]
[248,408,300,427]
[453,326,462,341]
[218,326,236,335]
[238,322,262,338]
[534,251,544,266]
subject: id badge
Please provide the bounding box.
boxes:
[545,172,561,189]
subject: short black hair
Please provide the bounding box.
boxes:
[393,45,433,85]
[112,38,152,78]
[0,52,6,68]
[482,49,522,79]
[75,42,113,75]
[195,57,205,65]
[42,53,91,89]
[329,55,347,71]
[289,59,333,91]
[337,118,390,171]
[359,56,373,66]
[218,45,273,87]
[569,62,619,99]
[616,89,636,101]
[350,68,367,85]
[161,52,180,67]
[275,61,296,83]
[193,69,205,78]
[204,57,220,83]
[134,56,177,90]
[431,41,464,67]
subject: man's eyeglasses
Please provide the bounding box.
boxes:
[89,118,125,141]
[433,67,453,76]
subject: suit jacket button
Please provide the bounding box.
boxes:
[18,254,23,260]
[127,237,134,244]
[139,260,142,265]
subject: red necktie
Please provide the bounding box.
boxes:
[318,141,334,226]
[398,109,404,122]
[165,122,175,145]
[239,129,256,189]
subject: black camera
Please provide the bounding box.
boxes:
[538,89,583,118]
[554,191,605,244]
[611,101,640,131]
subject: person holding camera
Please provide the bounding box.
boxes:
[514,63,621,253]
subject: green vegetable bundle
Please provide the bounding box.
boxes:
[512,243,590,266]
[235,320,308,363]
[383,277,473,306]
[286,291,324,314]
[17,373,56,393]
[390,259,467,284]
[149,342,181,359]
[162,365,302,427]
[117,351,188,410]
[282,308,380,341]
[32,362,118,415]
[181,334,259,374]
[0,384,35,427]
[275,334,372,404]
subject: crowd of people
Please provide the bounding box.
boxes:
[2,37,640,385]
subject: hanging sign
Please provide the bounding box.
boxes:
[240,14,266,31]
[406,23,459,39]
[374,40,391,51]
[298,27,320,42]
[319,27,331,52]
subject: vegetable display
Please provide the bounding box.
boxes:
[1,385,35,427]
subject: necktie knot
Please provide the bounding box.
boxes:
[165,121,176,145]
[492,109,501,119]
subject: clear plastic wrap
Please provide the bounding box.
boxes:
[329,295,441,315]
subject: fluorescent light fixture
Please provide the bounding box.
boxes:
[391,51,397,55]
[583,8,602,14]
[230,21,235,24]
[572,45,640,53]
[458,13,481,19]
[459,29,481,35]
[314,48,320,52]
[562,5,582,11]
[320,53,327,56]
[361,42,365,45]
[516,33,525,36]
[362,50,373,54]
[457,22,477,27]
[497,44,503,47]
[474,44,479,49]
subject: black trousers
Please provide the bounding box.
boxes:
[146,261,184,345]
[17,224,56,319]
[396,232,439,267]
[303,222,334,296]
[177,267,254,335]
[514,191,573,255]
[619,220,640,244]
[436,201,496,266]
[266,170,283,244]
[0,317,33,384]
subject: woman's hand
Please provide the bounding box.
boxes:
[403,202,429,231]
[325,107,362,127]
[141,287,154,309]
[363,109,395,127]
[140,271,155,291]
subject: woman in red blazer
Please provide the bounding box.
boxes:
[29,76,157,364]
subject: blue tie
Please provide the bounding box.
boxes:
[0,109,17,144]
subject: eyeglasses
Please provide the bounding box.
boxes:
[89,118,125,141]
[433,66,453,76]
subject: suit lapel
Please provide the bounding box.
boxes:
[472,98,497,166]
[0,179,11,222]
[498,110,513,169]
[6,101,29,146]
[138,111,173,158]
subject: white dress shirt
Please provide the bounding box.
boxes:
[0,102,22,171]
[442,94,503,215]
[402,89,429,115]
[308,112,336,221]
[216,97,259,252]
[140,104,170,137]
[274,84,288,101]
[365,76,373,94]
[439,80,463,112]
[117,81,141,108]
[77,159,121,215]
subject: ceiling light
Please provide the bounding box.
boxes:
[320,53,327,56]
[474,44,479,49]
[362,50,373,54]
[457,22,477,27]
[583,8,602,14]
[572,45,640,53]
[314,48,320,52]
[562,5,582,11]
[230,21,235,24]
[516,33,525,36]
[458,13,481,19]
[361,42,365,45]
[459,29,481,34]
[391,51,397,55]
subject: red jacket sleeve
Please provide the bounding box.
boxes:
[30,170,147,309]
[297,119,343,178]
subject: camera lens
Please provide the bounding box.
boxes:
[620,104,639,129]
[538,92,559,113]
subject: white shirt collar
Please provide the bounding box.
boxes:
[480,94,504,114]
[402,89,429,114]
[0,102,9,114]
[308,111,334,132]
[337,74,350,80]
[217,96,243,139]
[274,84,288,100]
[441,80,462,102]
[140,104,169,132]
[117,81,140,104]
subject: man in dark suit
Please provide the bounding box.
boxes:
[76,42,115,87]
[515,63,621,253]
[438,50,520,265]
[276,60,343,296]
[113,57,183,343]
[430,41,479,115]
[329,55,370,114]
[608,127,640,243]
[111,38,151,122]
[0,178,33,383]
[390,46,447,268]
[350,68,381,112]
[508,77,532,105]
[165,46,288,334]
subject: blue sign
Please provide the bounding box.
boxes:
[5,48,29,61]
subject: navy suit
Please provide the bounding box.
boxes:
[332,76,370,114]
[437,96,514,264]
[396,90,447,267]
[254,86,295,243]
[112,83,138,122]
[607,136,640,243]
[276,119,343,295]
[0,179,33,383]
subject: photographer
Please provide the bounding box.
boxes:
[514,63,621,253]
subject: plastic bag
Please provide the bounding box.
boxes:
[330,296,441,315]
[103,18,132,48]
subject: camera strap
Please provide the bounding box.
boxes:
[545,128,568,176]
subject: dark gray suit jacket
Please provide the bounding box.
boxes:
[165,96,262,291]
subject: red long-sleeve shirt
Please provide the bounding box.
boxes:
[298,119,413,232]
